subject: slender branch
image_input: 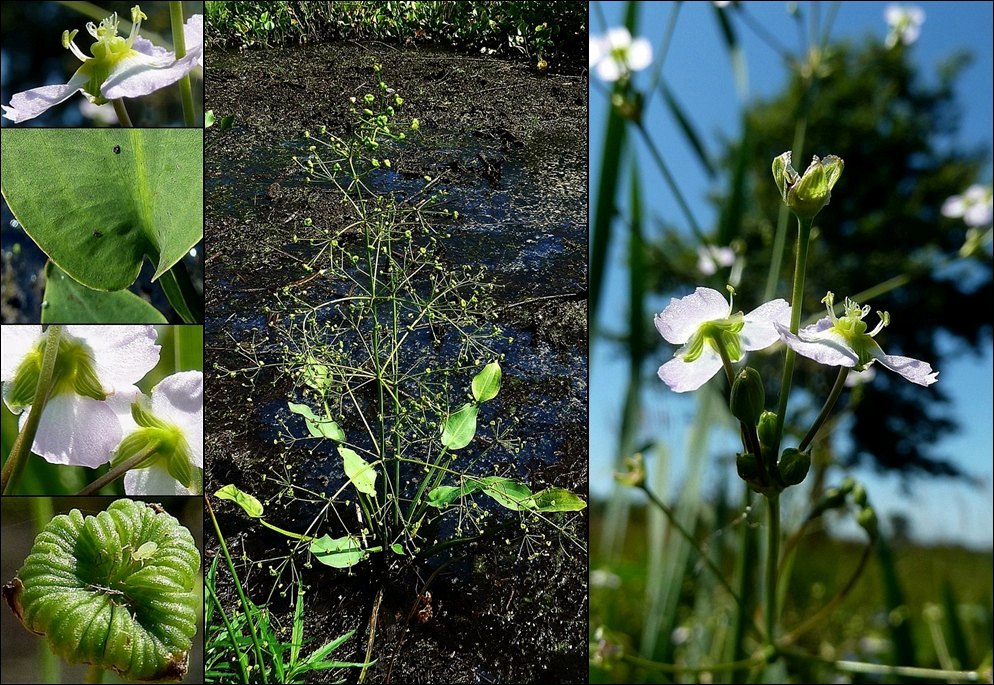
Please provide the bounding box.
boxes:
[76,440,161,496]
[111,98,133,127]
[620,650,768,675]
[2,326,63,494]
[779,646,983,682]
[798,366,849,452]
[634,122,707,243]
[765,494,781,645]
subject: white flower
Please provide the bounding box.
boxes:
[1,326,160,467]
[885,5,924,49]
[655,288,790,393]
[696,245,736,276]
[2,7,203,124]
[589,28,653,82]
[119,371,203,496]
[941,184,993,227]
[775,292,938,386]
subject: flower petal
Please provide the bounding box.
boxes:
[184,15,204,67]
[24,394,122,467]
[150,371,203,468]
[595,58,623,82]
[124,465,193,496]
[872,351,939,386]
[658,349,723,393]
[741,299,790,350]
[627,38,654,71]
[101,48,202,100]
[1,326,42,381]
[1,71,89,123]
[776,319,859,368]
[655,288,730,345]
[66,325,160,390]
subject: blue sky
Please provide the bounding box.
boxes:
[589,1,993,547]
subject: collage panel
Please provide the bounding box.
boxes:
[589,2,993,684]
[1,2,205,684]
[203,3,587,684]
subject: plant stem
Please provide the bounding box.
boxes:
[2,326,62,494]
[765,493,781,646]
[778,646,982,682]
[160,260,202,323]
[772,216,813,460]
[798,366,849,452]
[84,665,104,683]
[76,440,161,495]
[169,1,197,127]
[112,98,133,127]
[206,495,269,683]
[620,651,768,675]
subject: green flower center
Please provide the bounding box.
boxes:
[62,6,147,104]
[112,398,194,488]
[681,312,745,363]
[823,292,889,369]
[6,332,107,410]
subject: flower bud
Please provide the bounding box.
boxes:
[778,448,811,486]
[736,452,762,482]
[851,483,868,507]
[730,367,765,426]
[857,506,878,539]
[772,151,844,220]
[614,453,645,488]
[757,410,778,452]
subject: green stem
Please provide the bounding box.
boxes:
[779,646,982,682]
[772,216,813,461]
[639,483,745,609]
[798,366,849,452]
[714,335,766,481]
[634,122,707,244]
[160,260,202,323]
[206,495,270,683]
[169,1,197,127]
[620,651,769,675]
[84,664,104,684]
[2,326,63,494]
[765,494,781,647]
[112,98,133,127]
[76,440,161,496]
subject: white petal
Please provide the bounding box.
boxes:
[595,58,623,82]
[654,288,730,344]
[658,350,723,393]
[1,326,42,381]
[885,6,904,25]
[872,351,938,386]
[605,27,633,50]
[776,320,858,368]
[626,38,654,71]
[66,325,160,390]
[941,196,965,218]
[125,465,193,496]
[107,386,142,435]
[741,299,790,351]
[184,15,204,65]
[0,71,89,123]
[26,394,122,467]
[150,371,203,468]
[964,203,992,227]
[589,36,605,66]
[102,48,202,100]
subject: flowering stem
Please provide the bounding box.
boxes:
[111,99,133,128]
[798,366,849,452]
[715,337,766,479]
[765,493,781,647]
[2,326,63,495]
[169,1,197,127]
[160,260,202,323]
[773,216,813,459]
[76,441,161,496]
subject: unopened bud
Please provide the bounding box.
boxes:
[614,453,645,488]
[736,453,761,482]
[857,506,878,539]
[757,410,778,452]
[730,367,765,426]
[778,448,811,486]
[772,151,844,220]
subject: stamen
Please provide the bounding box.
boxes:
[821,291,836,321]
[85,21,99,39]
[868,311,890,337]
[127,6,147,46]
[62,29,90,62]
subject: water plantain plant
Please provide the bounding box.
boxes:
[214,65,585,576]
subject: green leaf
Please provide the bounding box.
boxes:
[41,262,167,323]
[214,484,264,518]
[309,535,367,568]
[480,476,535,511]
[532,488,587,512]
[426,480,485,508]
[471,361,502,402]
[440,403,478,450]
[219,115,235,132]
[0,129,203,291]
[288,402,344,441]
[390,543,404,555]
[205,110,215,127]
[301,357,333,392]
[339,447,377,496]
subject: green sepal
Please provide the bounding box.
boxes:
[5,356,40,410]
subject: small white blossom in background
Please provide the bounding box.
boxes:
[775,292,938,386]
[655,287,790,393]
[589,27,653,82]
[712,1,734,8]
[885,5,925,49]
[696,245,736,276]
[941,184,993,227]
[590,568,622,589]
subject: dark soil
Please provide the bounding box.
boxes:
[205,42,587,684]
